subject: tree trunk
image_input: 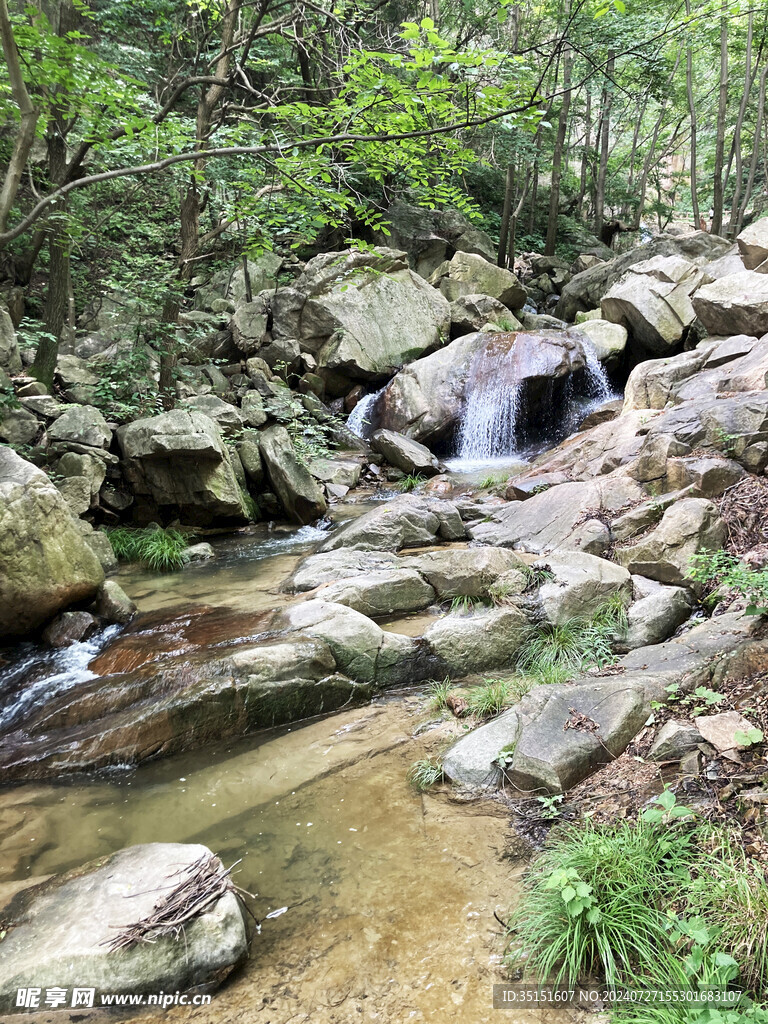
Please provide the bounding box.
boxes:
[577,91,591,220]
[545,19,572,256]
[737,63,768,235]
[498,162,515,267]
[0,0,39,235]
[685,0,700,227]
[593,50,615,240]
[527,133,541,235]
[728,11,754,236]
[711,17,729,237]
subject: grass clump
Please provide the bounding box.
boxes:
[466,677,514,718]
[407,757,443,790]
[516,595,628,679]
[398,473,426,492]
[448,593,487,614]
[479,472,508,490]
[107,526,192,572]
[426,677,454,712]
[689,549,768,614]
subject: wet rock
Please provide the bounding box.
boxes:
[117,410,249,524]
[48,404,112,449]
[0,308,21,373]
[285,549,399,592]
[400,546,526,599]
[92,580,137,624]
[648,721,703,761]
[259,424,327,524]
[271,247,450,393]
[42,610,100,647]
[614,498,726,586]
[693,270,768,336]
[370,429,440,476]
[601,255,706,355]
[737,216,768,271]
[376,329,588,446]
[468,474,643,555]
[0,843,247,1010]
[180,394,245,437]
[429,251,526,309]
[577,399,623,431]
[442,709,517,789]
[423,605,529,675]
[0,448,104,638]
[312,568,436,617]
[624,577,693,649]
[186,542,215,562]
[319,494,464,552]
[537,550,631,624]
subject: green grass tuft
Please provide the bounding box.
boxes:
[398,473,427,492]
[426,677,454,712]
[107,526,192,572]
[516,597,628,678]
[466,677,515,718]
[407,757,443,790]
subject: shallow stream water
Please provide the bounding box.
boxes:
[0,498,584,1024]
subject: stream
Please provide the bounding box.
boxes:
[0,500,585,1024]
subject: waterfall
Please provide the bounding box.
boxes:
[456,377,523,461]
[347,388,383,438]
[581,339,611,402]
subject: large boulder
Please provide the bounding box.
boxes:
[48,404,112,449]
[371,201,496,278]
[536,550,632,624]
[737,216,768,271]
[319,494,464,552]
[375,329,588,446]
[614,498,726,585]
[423,605,529,675]
[284,549,400,592]
[0,448,104,638]
[258,424,327,524]
[624,576,693,649]
[117,410,249,523]
[429,252,526,309]
[450,293,518,337]
[194,252,283,311]
[601,255,706,355]
[556,231,731,322]
[400,546,526,599]
[370,428,440,476]
[573,319,627,362]
[180,394,245,437]
[0,308,21,373]
[269,248,450,394]
[0,843,247,1011]
[311,568,436,617]
[693,271,768,336]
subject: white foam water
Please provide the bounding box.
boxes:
[347,388,384,438]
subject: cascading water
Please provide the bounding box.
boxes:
[347,387,384,438]
[456,377,523,461]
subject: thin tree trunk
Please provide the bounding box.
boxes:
[729,11,754,236]
[711,17,729,237]
[498,162,515,267]
[738,63,768,234]
[0,0,39,235]
[545,13,572,256]
[577,91,591,220]
[685,0,700,228]
[508,169,532,270]
[594,50,615,240]
[634,49,681,229]
[527,133,541,235]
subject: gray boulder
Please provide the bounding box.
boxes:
[0,843,247,1010]
[573,319,627,362]
[117,410,249,523]
[537,550,632,624]
[195,252,283,311]
[625,576,692,649]
[93,579,137,624]
[285,549,400,591]
[648,720,703,761]
[429,251,526,309]
[312,568,435,617]
[372,201,496,278]
[47,404,112,449]
[424,605,529,675]
[180,394,245,437]
[601,255,705,355]
[0,308,21,373]
[400,546,526,599]
[614,498,726,585]
[450,293,519,336]
[319,494,464,552]
[0,448,104,638]
[736,216,768,271]
[693,271,768,336]
[0,406,39,445]
[371,428,440,476]
[231,299,268,354]
[258,424,327,524]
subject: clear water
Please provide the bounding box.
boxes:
[346,388,384,438]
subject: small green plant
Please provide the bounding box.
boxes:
[263,383,339,466]
[734,726,764,747]
[517,597,627,679]
[398,473,426,492]
[407,757,443,790]
[426,677,454,712]
[536,794,564,820]
[91,347,159,422]
[488,577,522,606]
[466,678,513,718]
[640,787,696,825]
[0,383,19,411]
[689,550,768,615]
[520,562,555,591]
[497,741,517,769]
[479,472,507,489]
[107,526,192,571]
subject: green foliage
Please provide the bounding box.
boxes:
[0,382,19,411]
[397,474,427,493]
[520,563,555,591]
[448,593,487,614]
[107,526,192,571]
[479,472,508,489]
[407,757,443,791]
[640,787,697,826]
[516,597,628,680]
[262,385,338,467]
[689,551,768,616]
[426,677,453,712]
[466,677,514,718]
[91,347,159,422]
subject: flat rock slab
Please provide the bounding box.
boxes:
[311,568,436,617]
[284,549,399,592]
[695,710,758,755]
[319,495,464,552]
[0,843,247,1010]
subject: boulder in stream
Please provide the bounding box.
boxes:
[259,424,327,524]
[0,843,247,1011]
